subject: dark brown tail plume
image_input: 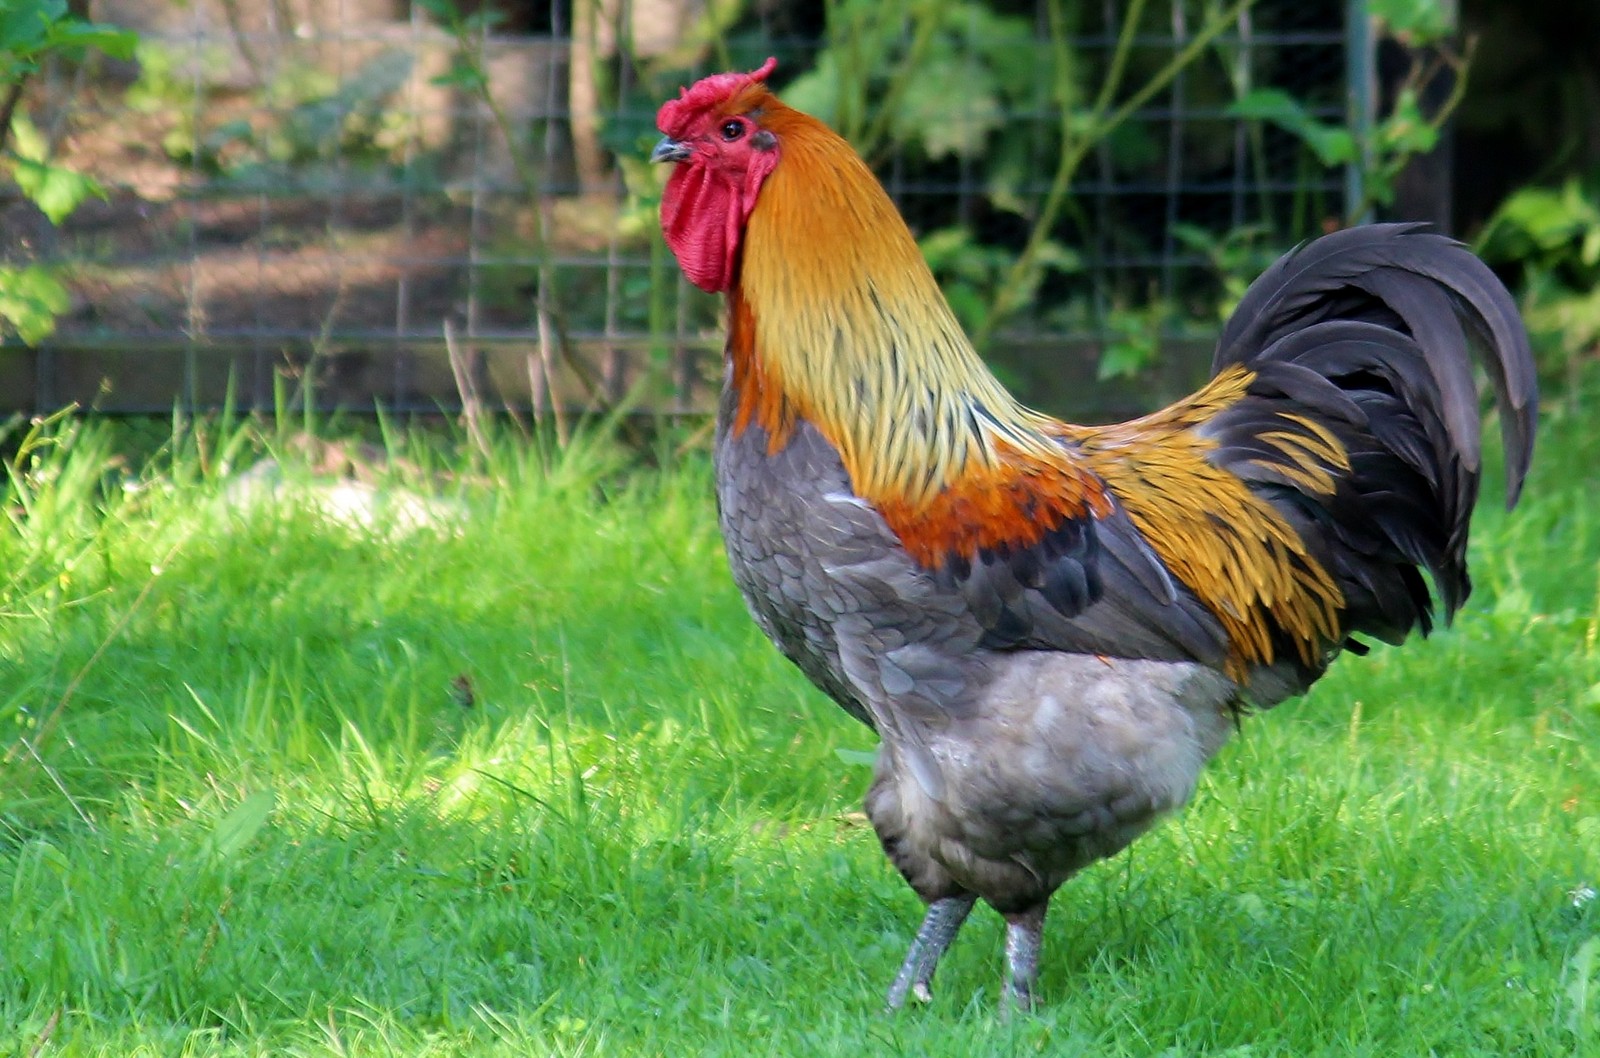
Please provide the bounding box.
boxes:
[1208,223,1537,652]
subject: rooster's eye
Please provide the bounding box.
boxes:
[720,120,744,141]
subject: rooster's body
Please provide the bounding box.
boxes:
[652,60,1537,1009]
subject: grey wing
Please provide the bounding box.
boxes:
[823,544,987,802]
[944,503,1231,672]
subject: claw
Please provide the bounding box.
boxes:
[884,893,977,1011]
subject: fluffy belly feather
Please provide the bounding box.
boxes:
[867,652,1236,912]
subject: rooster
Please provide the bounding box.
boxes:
[651,59,1537,1010]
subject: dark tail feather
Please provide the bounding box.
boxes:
[1205,224,1537,659]
[1214,222,1537,506]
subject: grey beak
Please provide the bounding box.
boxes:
[651,137,692,164]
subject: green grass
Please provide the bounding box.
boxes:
[0,398,1597,1057]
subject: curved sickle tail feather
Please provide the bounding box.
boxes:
[1215,222,1537,502]
[1207,223,1537,662]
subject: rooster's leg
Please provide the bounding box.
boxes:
[1001,901,1048,1012]
[884,893,976,1010]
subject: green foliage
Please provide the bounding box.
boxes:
[1362,86,1446,210]
[1479,179,1600,280]
[7,113,103,224]
[416,0,501,94]
[919,225,1080,338]
[1477,177,1600,387]
[0,0,135,346]
[1095,302,1170,380]
[1217,0,1462,226]
[0,0,134,83]
[0,398,1595,1054]
[1228,88,1358,169]
[127,40,420,181]
[1227,79,1447,219]
[0,264,70,345]
[1170,221,1282,321]
[779,0,1039,164]
[1368,0,1456,42]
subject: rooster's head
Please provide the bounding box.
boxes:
[651,58,784,292]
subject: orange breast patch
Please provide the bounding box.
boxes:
[873,443,1113,570]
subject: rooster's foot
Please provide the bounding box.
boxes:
[1001,902,1047,1015]
[884,893,976,1011]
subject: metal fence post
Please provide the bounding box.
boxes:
[1345,0,1373,223]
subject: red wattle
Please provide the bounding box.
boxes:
[662,165,734,292]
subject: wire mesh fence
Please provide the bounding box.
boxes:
[2,0,1355,418]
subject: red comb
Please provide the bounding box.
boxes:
[657,57,778,138]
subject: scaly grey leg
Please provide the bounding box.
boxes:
[1002,902,1048,1013]
[884,893,977,1010]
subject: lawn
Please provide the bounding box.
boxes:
[1,397,1596,1057]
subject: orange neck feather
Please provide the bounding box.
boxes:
[726,101,1111,563]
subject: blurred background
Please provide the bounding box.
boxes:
[2,0,1596,422]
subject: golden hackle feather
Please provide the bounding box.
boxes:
[732,98,1077,495]
[1062,368,1346,674]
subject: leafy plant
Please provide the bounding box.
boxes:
[0,0,133,101]
[127,38,418,181]
[0,263,70,346]
[0,0,136,344]
[1367,0,1455,43]
[1478,178,1600,282]
[1227,0,1466,222]
[779,0,1040,166]
[1170,221,1282,322]
[1476,177,1600,393]
[1095,301,1171,380]
[919,225,1079,338]
[1226,87,1359,172]
[1226,75,1453,222]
